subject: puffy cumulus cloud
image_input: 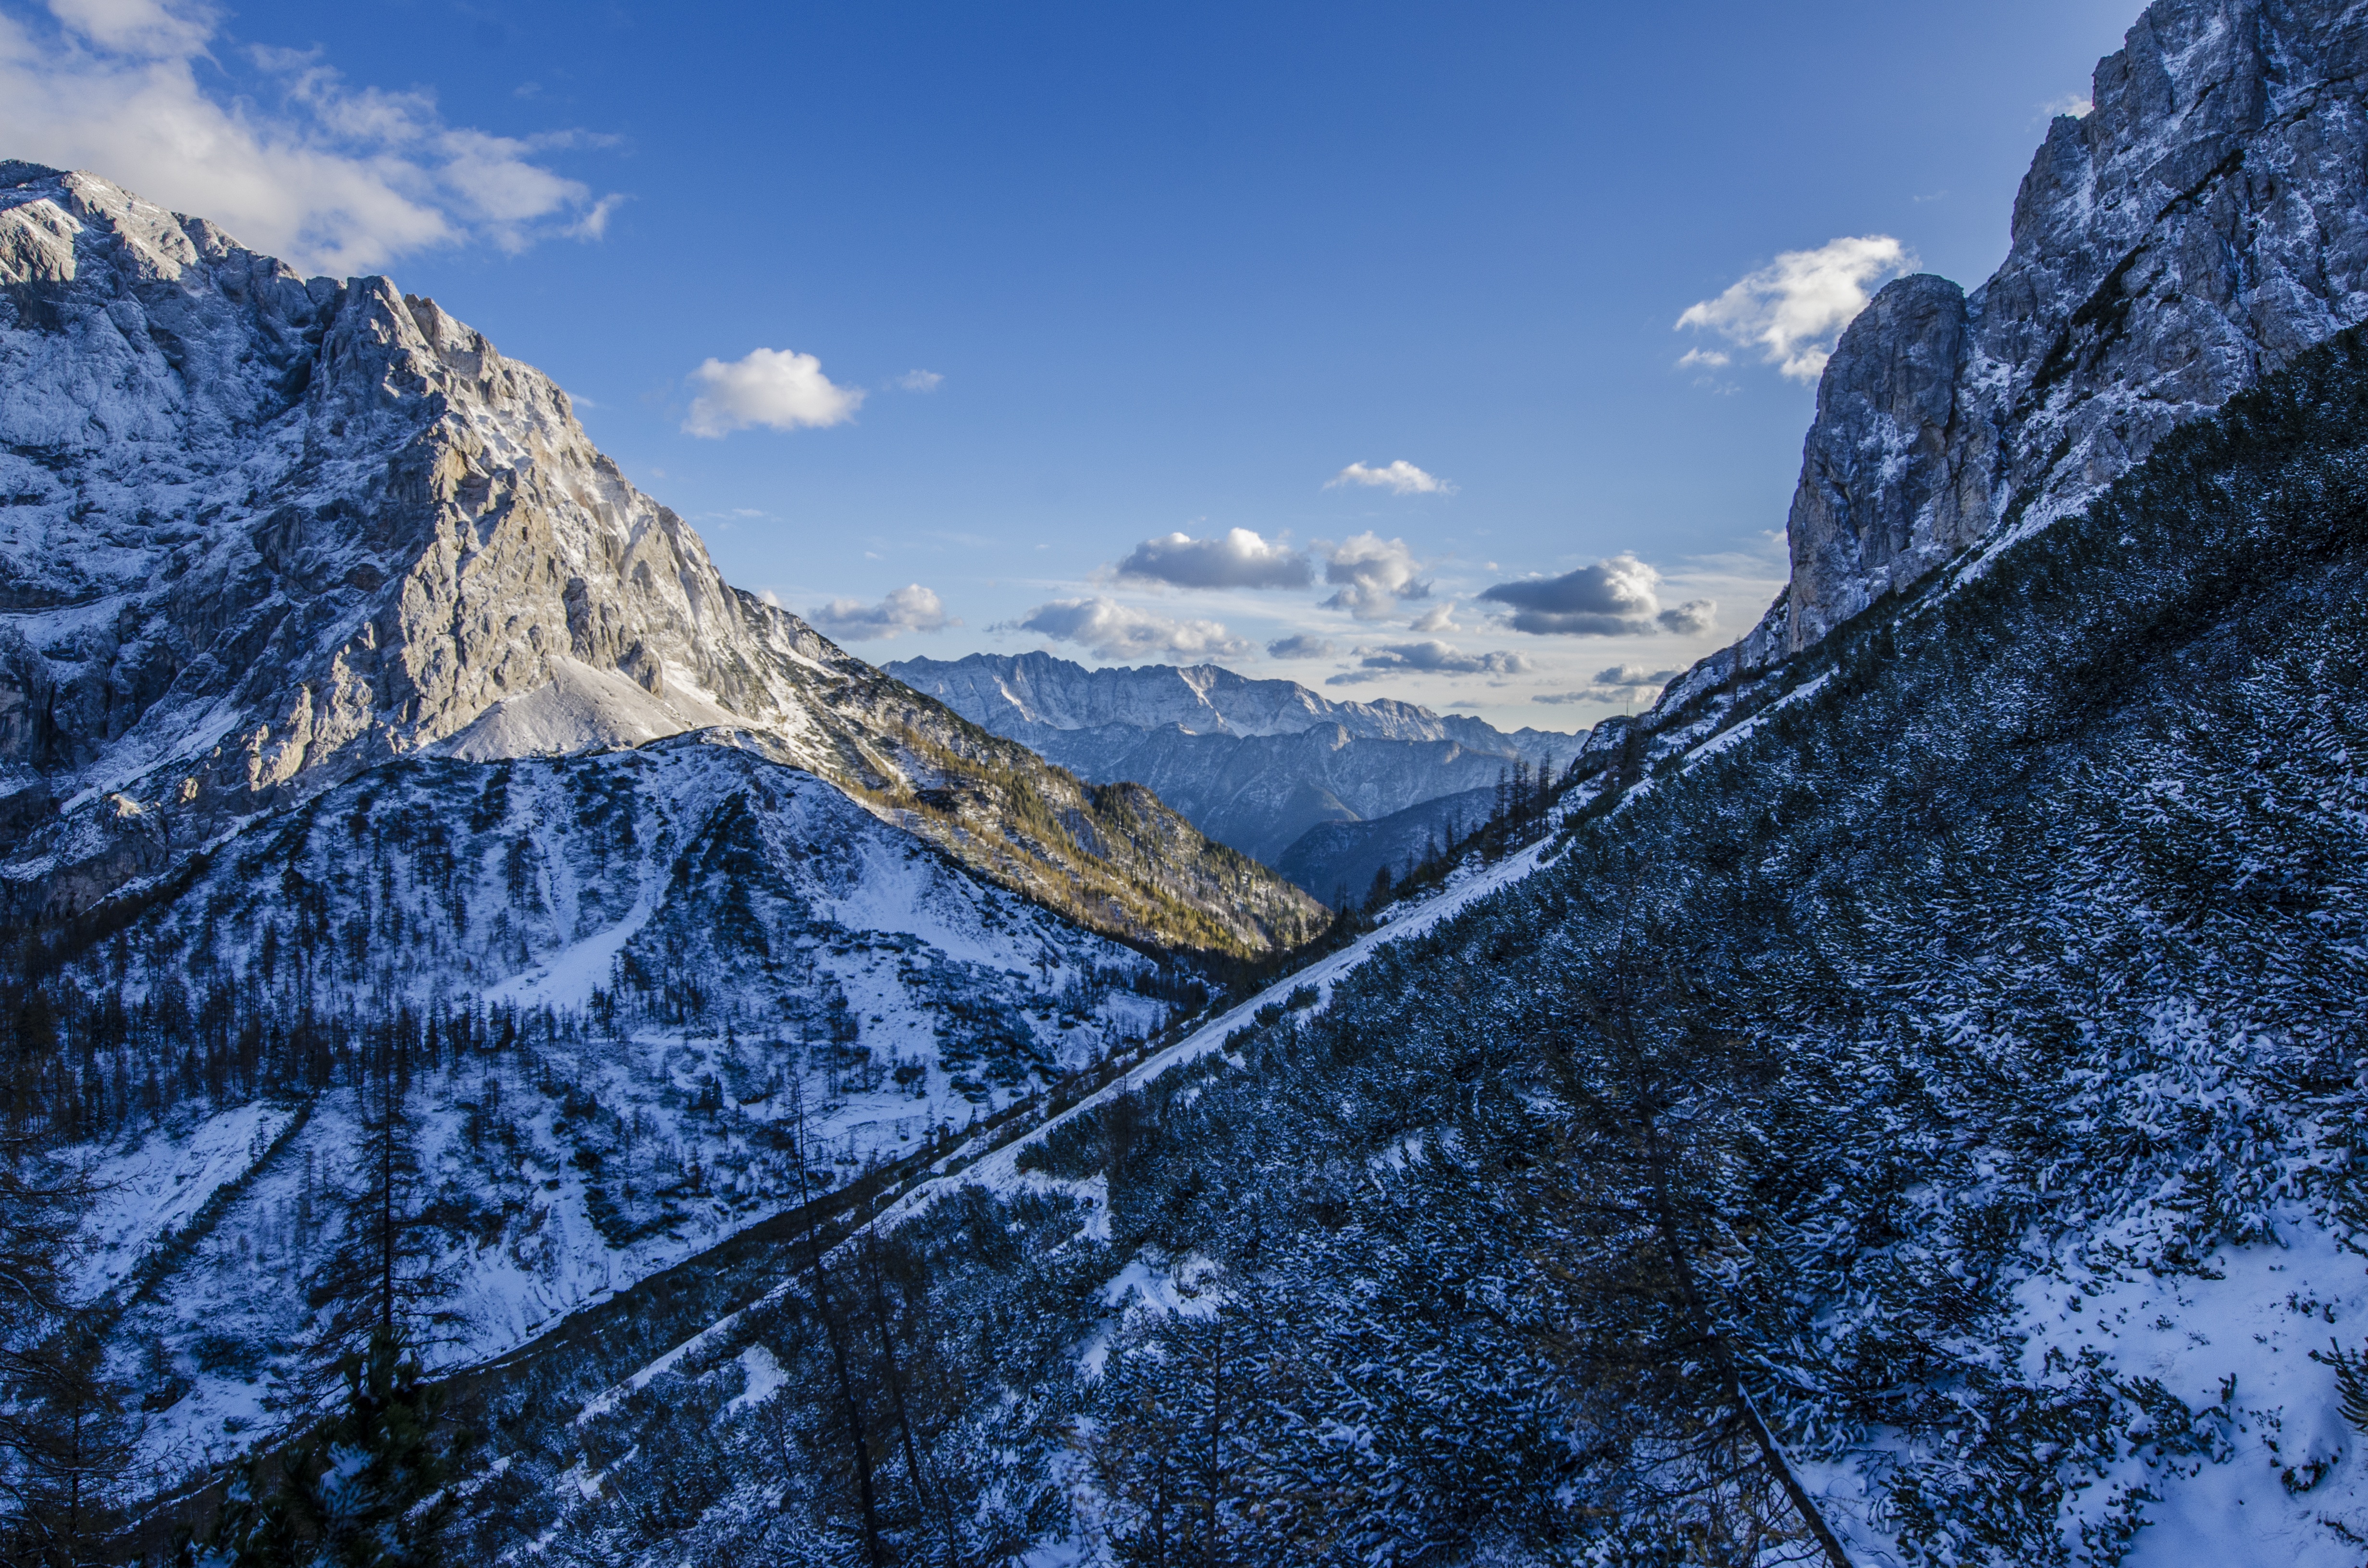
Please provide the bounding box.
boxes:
[1114,527,1311,590]
[1327,459,1454,496]
[807,584,955,642]
[1533,663,1681,705]
[1320,533,1429,620]
[1480,554,1716,637]
[1481,554,1658,636]
[683,348,865,438]
[1676,234,1912,383]
[1408,600,1462,634]
[1012,598,1251,662]
[892,369,944,392]
[1325,640,1533,686]
[0,0,620,276]
[1265,634,1337,660]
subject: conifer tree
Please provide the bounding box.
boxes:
[194,1327,461,1568]
[3,1323,138,1568]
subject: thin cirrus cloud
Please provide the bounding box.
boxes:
[1326,640,1533,686]
[1480,554,1715,637]
[1114,527,1311,590]
[1320,533,1429,620]
[683,348,866,438]
[1011,598,1251,662]
[1676,234,1913,382]
[0,0,620,276]
[892,369,944,392]
[807,584,956,642]
[1327,460,1454,495]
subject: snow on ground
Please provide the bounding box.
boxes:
[485,891,656,1011]
[2031,1212,2368,1567]
[1682,671,1834,772]
[75,1101,300,1297]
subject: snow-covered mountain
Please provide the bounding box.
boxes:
[60,731,1179,1477]
[887,651,1579,890]
[24,0,2368,1561]
[368,5,2368,1564]
[0,162,1320,955]
[1653,0,2368,723]
[0,159,1325,1530]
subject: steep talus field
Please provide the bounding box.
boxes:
[0,162,1321,956]
[474,322,2368,1566]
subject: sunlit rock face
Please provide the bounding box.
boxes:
[1761,0,2368,657]
[0,164,1323,952]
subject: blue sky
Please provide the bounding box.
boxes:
[2,0,2139,727]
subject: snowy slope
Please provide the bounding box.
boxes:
[0,162,1320,956]
[50,729,1179,1481]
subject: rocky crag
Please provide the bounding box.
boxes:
[1645,0,2368,742]
[0,164,1321,954]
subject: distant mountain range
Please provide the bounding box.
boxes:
[885,652,1582,895]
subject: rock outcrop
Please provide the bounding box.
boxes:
[0,165,1323,953]
[1764,0,2368,657]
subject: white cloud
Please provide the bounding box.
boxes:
[1011,598,1251,662]
[1265,634,1337,660]
[683,348,865,438]
[1408,600,1461,634]
[1326,460,1453,495]
[1320,533,1429,620]
[1676,347,1730,369]
[807,584,955,642]
[1114,527,1310,590]
[1480,554,1716,637]
[2043,92,2093,119]
[1326,640,1533,686]
[893,369,944,392]
[0,1,619,276]
[1676,234,1913,382]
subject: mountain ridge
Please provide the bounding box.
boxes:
[0,164,1322,956]
[888,650,1579,887]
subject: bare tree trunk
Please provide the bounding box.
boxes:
[1564,946,1858,1568]
[863,1231,964,1568]
[790,1094,886,1568]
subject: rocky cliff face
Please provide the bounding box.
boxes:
[0,165,1322,953]
[1765,0,2368,657]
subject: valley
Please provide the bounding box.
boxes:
[5,0,2368,1562]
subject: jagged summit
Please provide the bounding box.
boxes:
[889,650,1484,742]
[889,650,1580,887]
[0,166,1322,952]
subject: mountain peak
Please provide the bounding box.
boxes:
[886,649,1472,741]
[0,171,1322,952]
